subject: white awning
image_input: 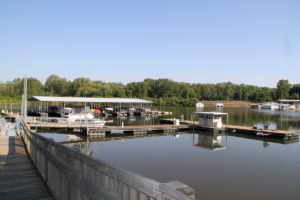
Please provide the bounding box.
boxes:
[28,96,153,104]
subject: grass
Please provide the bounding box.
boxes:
[0,96,22,105]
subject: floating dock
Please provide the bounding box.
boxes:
[27,121,189,136]
[161,119,299,141]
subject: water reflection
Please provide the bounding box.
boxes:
[37,132,83,143]
[58,132,300,200]
[37,107,300,200]
[263,141,269,148]
[193,133,227,151]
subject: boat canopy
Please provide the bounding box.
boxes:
[28,96,153,104]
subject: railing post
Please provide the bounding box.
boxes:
[44,142,48,182]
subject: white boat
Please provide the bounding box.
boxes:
[69,113,106,126]
[63,107,106,126]
[261,103,279,110]
[104,107,114,112]
[68,113,93,122]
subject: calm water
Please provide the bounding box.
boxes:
[39,107,300,200]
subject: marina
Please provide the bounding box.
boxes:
[1,1,300,199]
[1,104,300,200]
[2,109,299,141]
[1,89,300,200]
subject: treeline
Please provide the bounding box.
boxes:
[0,75,299,106]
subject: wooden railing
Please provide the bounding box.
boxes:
[19,119,195,200]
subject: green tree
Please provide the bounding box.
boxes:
[45,75,68,96]
[70,78,93,97]
[289,84,300,99]
[25,77,45,97]
[276,80,291,99]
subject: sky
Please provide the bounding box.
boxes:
[0,0,299,88]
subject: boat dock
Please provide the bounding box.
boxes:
[1,113,189,136]
[87,124,189,136]
[26,119,189,136]
[161,119,299,140]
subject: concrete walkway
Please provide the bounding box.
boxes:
[0,121,53,200]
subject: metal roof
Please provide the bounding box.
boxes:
[28,96,153,104]
[194,112,228,115]
[279,99,300,103]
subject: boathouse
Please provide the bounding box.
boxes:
[194,112,228,128]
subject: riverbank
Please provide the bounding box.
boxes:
[201,101,251,108]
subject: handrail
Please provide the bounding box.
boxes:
[19,118,195,200]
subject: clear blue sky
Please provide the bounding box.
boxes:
[0,0,299,87]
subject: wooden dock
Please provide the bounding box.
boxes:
[0,136,53,200]
[27,121,189,136]
[223,124,298,140]
[161,119,299,140]
[87,124,189,136]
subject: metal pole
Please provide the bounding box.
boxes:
[24,76,27,120]
[10,103,12,122]
[21,95,24,118]
[85,102,87,126]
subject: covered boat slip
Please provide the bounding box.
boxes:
[27,96,153,115]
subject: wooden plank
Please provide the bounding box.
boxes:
[0,136,53,200]
[223,124,298,135]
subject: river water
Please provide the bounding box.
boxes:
[39,107,300,200]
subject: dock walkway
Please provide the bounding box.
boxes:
[161,119,299,140]
[0,135,53,199]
